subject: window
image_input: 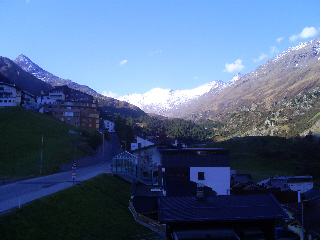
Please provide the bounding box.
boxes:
[198,172,205,180]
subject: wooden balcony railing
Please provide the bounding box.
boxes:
[128,201,165,234]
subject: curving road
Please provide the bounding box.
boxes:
[0,133,120,214]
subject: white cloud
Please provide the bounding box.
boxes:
[253,46,279,63]
[150,50,162,56]
[254,53,268,63]
[270,46,279,55]
[223,59,244,73]
[290,27,318,42]
[194,76,198,80]
[277,37,284,43]
[102,91,118,98]
[119,60,127,66]
[289,34,299,42]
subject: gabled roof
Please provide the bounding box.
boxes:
[158,194,288,223]
[0,82,21,91]
[112,151,138,159]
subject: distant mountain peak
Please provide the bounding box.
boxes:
[117,80,229,116]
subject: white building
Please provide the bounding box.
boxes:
[0,83,21,108]
[258,175,313,193]
[131,144,172,169]
[21,91,38,110]
[131,136,155,151]
[159,148,231,195]
[104,120,115,132]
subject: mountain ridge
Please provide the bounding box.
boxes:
[117,73,243,116]
[1,55,147,118]
[117,36,320,122]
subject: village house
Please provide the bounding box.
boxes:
[21,91,38,110]
[159,148,231,196]
[257,175,313,193]
[39,85,100,129]
[131,136,155,151]
[0,82,38,110]
[112,147,295,239]
[0,83,21,108]
[103,119,115,132]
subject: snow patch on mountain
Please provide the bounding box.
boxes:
[117,74,242,115]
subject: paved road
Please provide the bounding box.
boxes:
[0,133,120,214]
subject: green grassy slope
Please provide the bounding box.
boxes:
[0,174,159,240]
[0,107,100,178]
[209,136,320,186]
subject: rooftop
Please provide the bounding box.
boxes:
[158,194,288,223]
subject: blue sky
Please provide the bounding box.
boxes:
[1,0,319,97]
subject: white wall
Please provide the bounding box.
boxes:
[190,167,230,195]
[131,145,162,167]
[131,136,154,151]
[0,85,21,107]
[288,182,313,193]
[104,120,115,132]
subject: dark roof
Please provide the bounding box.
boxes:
[284,197,320,236]
[231,174,253,184]
[304,188,320,200]
[132,183,164,196]
[158,194,288,223]
[132,196,158,214]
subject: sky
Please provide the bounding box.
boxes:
[1,0,320,98]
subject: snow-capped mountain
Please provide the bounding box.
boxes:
[117,74,242,116]
[14,54,102,97]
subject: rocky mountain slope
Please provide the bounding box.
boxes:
[0,56,52,96]
[1,55,146,118]
[118,35,320,138]
[181,35,320,121]
[14,54,101,98]
[183,35,320,138]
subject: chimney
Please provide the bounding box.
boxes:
[196,183,205,199]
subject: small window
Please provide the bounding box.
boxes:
[198,172,205,180]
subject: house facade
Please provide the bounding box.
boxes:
[131,144,172,169]
[104,120,115,132]
[159,148,231,195]
[131,136,155,151]
[0,83,21,108]
[39,85,100,129]
[21,91,38,110]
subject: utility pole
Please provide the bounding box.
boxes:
[40,134,43,174]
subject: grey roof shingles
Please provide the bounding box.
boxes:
[158,194,288,223]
